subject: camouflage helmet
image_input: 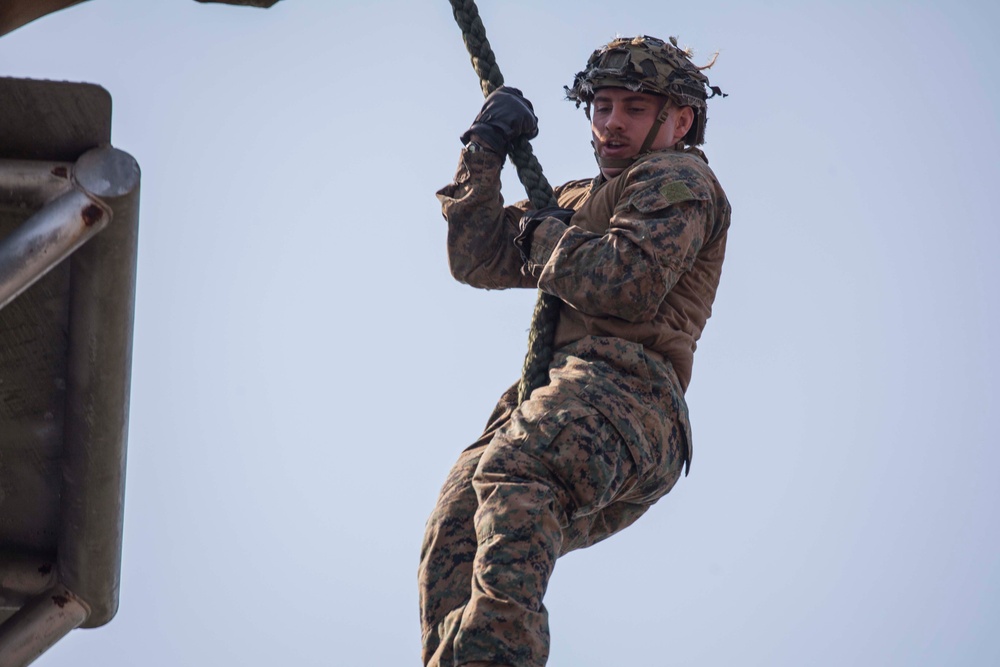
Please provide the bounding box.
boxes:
[566,35,724,146]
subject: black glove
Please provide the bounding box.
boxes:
[460,86,539,154]
[513,207,574,265]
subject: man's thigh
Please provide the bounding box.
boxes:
[476,393,638,528]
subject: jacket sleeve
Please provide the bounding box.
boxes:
[436,147,537,290]
[524,157,716,323]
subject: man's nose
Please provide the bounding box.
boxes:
[605,106,626,131]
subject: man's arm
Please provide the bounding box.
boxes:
[436,87,541,290]
[436,146,537,290]
[522,156,720,322]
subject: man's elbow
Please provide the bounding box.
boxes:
[448,258,477,285]
[448,258,498,289]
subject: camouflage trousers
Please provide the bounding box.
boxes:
[419,377,686,667]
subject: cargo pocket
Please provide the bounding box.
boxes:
[506,389,602,455]
[488,389,640,525]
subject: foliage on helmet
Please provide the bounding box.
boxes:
[566,35,725,146]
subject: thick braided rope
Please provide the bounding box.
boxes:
[449,0,562,404]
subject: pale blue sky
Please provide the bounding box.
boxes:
[1,1,998,665]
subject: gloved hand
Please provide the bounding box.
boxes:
[513,206,575,265]
[460,86,539,154]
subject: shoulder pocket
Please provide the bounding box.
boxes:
[628,179,706,213]
[659,181,697,205]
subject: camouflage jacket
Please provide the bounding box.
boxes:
[437,145,730,472]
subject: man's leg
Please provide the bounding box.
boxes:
[419,385,520,667]
[419,445,483,667]
[452,397,639,667]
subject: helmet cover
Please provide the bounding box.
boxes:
[566,35,724,145]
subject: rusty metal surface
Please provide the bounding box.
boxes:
[0,78,140,665]
[0,585,89,667]
[0,553,57,612]
[0,160,75,210]
[0,187,110,311]
[60,146,140,628]
[0,145,141,631]
[0,78,109,570]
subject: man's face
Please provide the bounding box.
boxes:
[590,88,690,177]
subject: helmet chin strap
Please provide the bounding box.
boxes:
[594,99,673,171]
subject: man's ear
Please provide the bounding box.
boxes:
[675,107,695,143]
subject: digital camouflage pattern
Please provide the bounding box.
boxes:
[420,343,690,666]
[439,145,730,392]
[420,143,730,666]
[565,35,725,146]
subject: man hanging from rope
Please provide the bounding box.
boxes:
[420,35,730,667]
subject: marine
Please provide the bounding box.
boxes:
[419,35,731,667]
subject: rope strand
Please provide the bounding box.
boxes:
[448,0,561,403]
